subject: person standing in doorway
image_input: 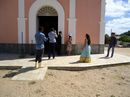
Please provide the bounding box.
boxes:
[106,32,117,58]
[66,36,72,55]
[57,31,62,56]
[35,27,48,69]
[48,28,57,59]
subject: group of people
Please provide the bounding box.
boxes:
[34,27,72,68]
[35,27,57,68]
[35,27,117,69]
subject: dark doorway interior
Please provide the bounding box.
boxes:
[38,16,58,54]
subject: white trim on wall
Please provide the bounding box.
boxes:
[29,0,65,44]
[99,0,105,44]
[18,0,26,43]
[68,0,76,44]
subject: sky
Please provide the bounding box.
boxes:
[105,0,130,35]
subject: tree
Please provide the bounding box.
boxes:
[119,35,130,42]
[120,30,130,36]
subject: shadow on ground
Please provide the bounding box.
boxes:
[1,66,35,78]
[0,53,34,61]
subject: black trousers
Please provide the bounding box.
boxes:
[48,43,56,59]
[57,44,61,56]
[106,45,115,57]
[35,49,44,63]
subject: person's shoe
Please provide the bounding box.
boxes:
[38,62,42,68]
[105,55,108,57]
[42,64,47,68]
[35,62,38,69]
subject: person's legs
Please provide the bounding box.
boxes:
[35,50,41,68]
[48,43,51,59]
[38,49,43,68]
[52,43,56,59]
[106,45,111,57]
[35,50,38,68]
[57,44,61,56]
[111,46,115,57]
[68,50,71,55]
[35,50,38,62]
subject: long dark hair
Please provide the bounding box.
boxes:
[86,34,91,45]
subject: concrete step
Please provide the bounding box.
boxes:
[12,66,47,80]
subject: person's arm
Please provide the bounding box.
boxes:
[54,31,58,38]
[41,33,48,42]
[83,38,86,48]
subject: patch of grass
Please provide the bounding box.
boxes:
[28,81,36,85]
[101,77,105,80]
[35,89,41,94]
[47,72,54,76]
[111,95,115,97]
[96,94,100,97]
[120,76,125,80]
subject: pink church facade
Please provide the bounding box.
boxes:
[0,0,105,54]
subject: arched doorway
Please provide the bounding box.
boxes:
[37,6,58,54]
[29,0,65,44]
[37,6,58,36]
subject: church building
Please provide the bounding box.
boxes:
[0,0,105,54]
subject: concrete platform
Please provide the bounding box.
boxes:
[46,53,130,68]
[12,66,47,80]
[0,52,130,80]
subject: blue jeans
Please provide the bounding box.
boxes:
[106,45,115,57]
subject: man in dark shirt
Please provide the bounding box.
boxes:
[57,31,62,56]
[106,33,117,58]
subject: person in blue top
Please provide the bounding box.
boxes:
[48,28,57,59]
[35,27,47,68]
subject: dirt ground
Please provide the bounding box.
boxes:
[0,47,130,97]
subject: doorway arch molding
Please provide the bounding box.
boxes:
[37,6,58,16]
[29,0,65,43]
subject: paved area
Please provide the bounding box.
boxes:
[12,66,47,80]
[12,66,48,80]
[0,52,130,80]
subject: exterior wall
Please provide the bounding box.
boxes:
[0,0,101,44]
[0,0,104,54]
[76,0,101,44]
[58,0,69,44]
[25,0,31,43]
[0,0,18,43]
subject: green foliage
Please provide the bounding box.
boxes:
[111,95,115,97]
[96,94,100,97]
[120,30,130,36]
[119,35,130,42]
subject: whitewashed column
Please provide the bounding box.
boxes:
[18,0,26,43]
[68,0,76,44]
[99,0,105,44]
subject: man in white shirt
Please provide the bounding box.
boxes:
[48,28,57,59]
